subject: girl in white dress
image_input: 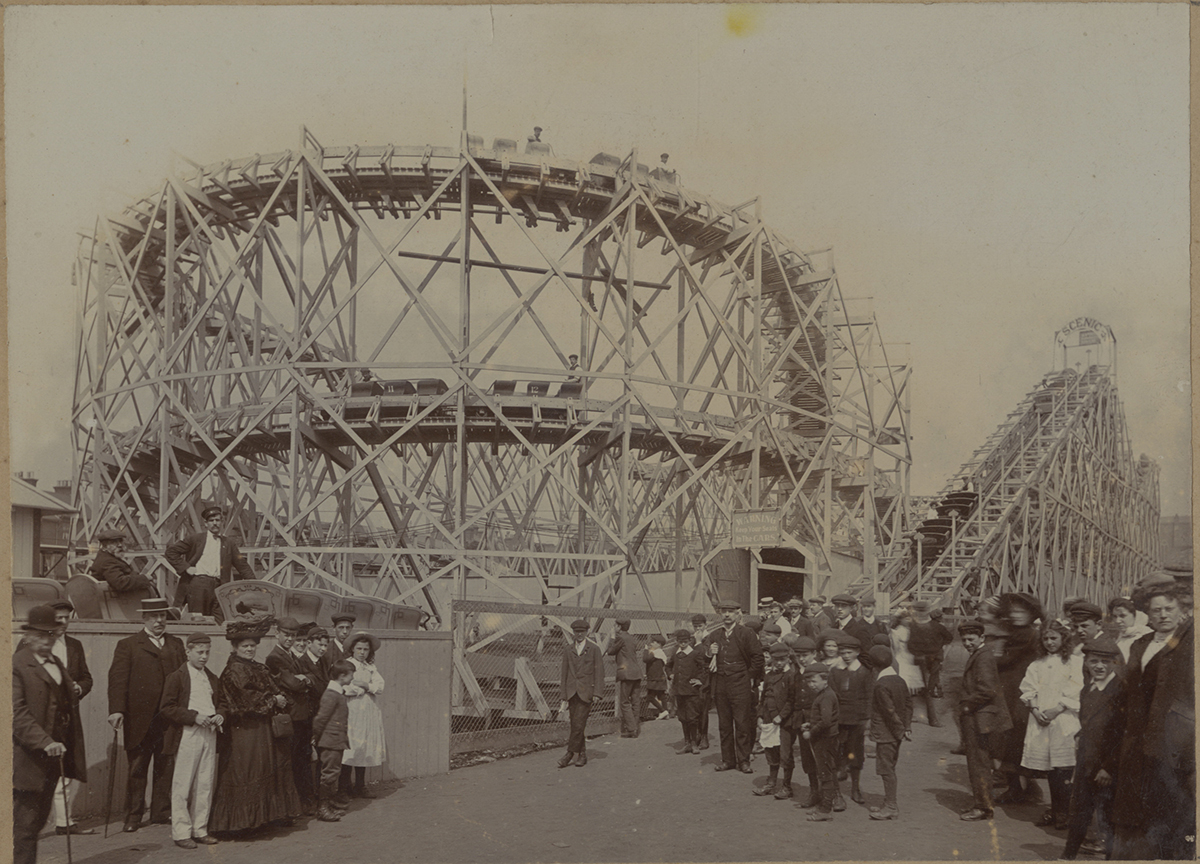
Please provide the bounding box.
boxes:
[890,611,924,693]
[343,632,386,799]
[1018,620,1083,829]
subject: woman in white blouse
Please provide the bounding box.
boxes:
[342,632,386,800]
[1107,597,1150,663]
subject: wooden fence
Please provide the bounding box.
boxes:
[12,621,451,819]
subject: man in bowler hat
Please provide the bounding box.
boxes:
[47,600,96,835]
[107,597,188,831]
[13,606,88,864]
[558,620,606,768]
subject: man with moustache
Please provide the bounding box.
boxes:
[46,600,96,836]
[704,601,765,774]
[165,505,255,622]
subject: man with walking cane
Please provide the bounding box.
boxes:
[13,605,88,864]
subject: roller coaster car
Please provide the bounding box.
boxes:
[61,574,153,620]
[416,378,449,397]
[491,138,518,154]
[381,379,416,396]
[490,380,517,397]
[216,580,288,622]
[12,577,69,620]
[936,490,979,519]
[557,381,583,399]
[526,381,552,397]
[350,381,384,397]
[525,140,552,157]
[281,586,344,627]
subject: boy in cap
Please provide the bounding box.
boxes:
[47,600,95,835]
[558,620,605,767]
[867,645,911,819]
[606,617,643,737]
[800,662,840,820]
[164,506,255,621]
[13,605,89,864]
[160,633,225,848]
[312,659,357,821]
[90,529,159,596]
[1062,637,1125,859]
[787,637,820,804]
[107,597,187,831]
[690,614,712,749]
[667,628,708,754]
[753,642,796,798]
[832,633,871,805]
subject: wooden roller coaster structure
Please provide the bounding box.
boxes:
[70,126,913,622]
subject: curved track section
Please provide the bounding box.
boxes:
[72,130,912,618]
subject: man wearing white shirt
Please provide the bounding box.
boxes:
[160,634,224,849]
[165,506,255,621]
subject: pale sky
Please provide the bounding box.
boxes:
[5,3,1190,517]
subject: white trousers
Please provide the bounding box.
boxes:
[170,725,217,841]
[52,777,77,827]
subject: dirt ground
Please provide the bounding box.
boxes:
[37,690,1078,864]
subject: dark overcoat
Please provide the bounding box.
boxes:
[12,646,87,790]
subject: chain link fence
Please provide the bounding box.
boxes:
[449,600,697,756]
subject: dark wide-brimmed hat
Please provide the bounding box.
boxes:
[225,615,274,643]
[22,605,60,633]
[345,631,382,655]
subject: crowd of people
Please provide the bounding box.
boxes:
[557,579,1194,859]
[12,597,389,862]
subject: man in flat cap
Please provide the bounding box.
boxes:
[1068,601,1105,657]
[90,528,158,597]
[324,613,357,673]
[107,597,188,832]
[13,606,89,864]
[704,601,764,773]
[165,506,255,622]
[558,620,605,768]
[956,618,1011,822]
[160,633,225,849]
[266,617,317,811]
[605,617,642,738]
[47,600,95,835]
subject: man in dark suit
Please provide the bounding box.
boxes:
[89,528,158,596]
[704,601,765,774]
[557,619,606,768]
[606,617,643,738]
[844,595,888,664]
[690,614,713,748]
[107,597,188,832]
[1062,637,1125,860]
[1111,581,1195,860]
[322,613,356,675]
[666,628,709,754]
[266,617,318,811]
[957,618,1011,821]
[47,600,96,835]
[160,633,225,849]
[13,606,88,864]
[164,505,255,621]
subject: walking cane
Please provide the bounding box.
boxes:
[58,754,73,864]
[103,726,119,839]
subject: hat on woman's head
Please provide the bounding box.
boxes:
[345,631,382,655]
[225,613,275,642]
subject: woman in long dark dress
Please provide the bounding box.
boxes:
[209,618,303,834]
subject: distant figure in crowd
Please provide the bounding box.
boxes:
[558,619,606,768]
[993,593,1042,803]
[90,528,158,597]
[108,597,187,832]
[1107,597,1150,663]
[165,506,255,622]
[13,605,88,864]
[642,635,669,720]
[607,617,642,738]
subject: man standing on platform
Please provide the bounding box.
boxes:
[165,506,255,622]
[606,617,643,738]
[107,597,188,832]
[47,600,96,836]
[13,606,88,864]
[705,601,765,774]
[558,619,606,768]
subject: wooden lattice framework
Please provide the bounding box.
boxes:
[873,318,1159,612]
[70,127,912,621]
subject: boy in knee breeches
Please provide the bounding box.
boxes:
[312,660,356,822]
[867,646,912,819]
[753,643,796,798]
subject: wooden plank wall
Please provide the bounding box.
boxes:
[12,621,451,819]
